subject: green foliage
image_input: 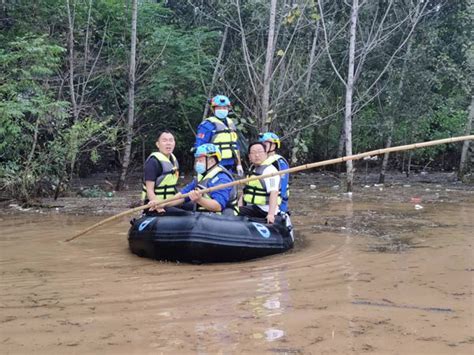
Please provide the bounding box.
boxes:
[1,0,471,200]
[0,35,70,201]
[0,34,116,201]
[134,22,219,168]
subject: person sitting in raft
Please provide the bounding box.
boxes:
[258,132,290,214]
[143,130,179,209]
[154,143,239,215]
[238,142,280,224]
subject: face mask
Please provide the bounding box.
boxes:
[195,162,206,175]
[214,109,228,119]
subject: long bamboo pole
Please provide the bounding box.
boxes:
[66,135,473,242]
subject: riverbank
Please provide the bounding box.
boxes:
[1,170,472,216]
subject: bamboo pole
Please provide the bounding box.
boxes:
[66,135,474,242]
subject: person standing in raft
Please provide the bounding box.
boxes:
[194,95,244,176]
[156,144,239,215]
[239,142,280,224]
[143,130,179,209]
[258,132,290,213]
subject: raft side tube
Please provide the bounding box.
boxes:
[128,211,294,263]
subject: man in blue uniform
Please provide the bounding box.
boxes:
[158,144,238,215]
[194,95,244,176]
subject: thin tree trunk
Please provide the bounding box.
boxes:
[66,0,78,122]
[337,123,345,158]
[261,0,277,132]
[336,123,345,173]
[236,0,259,113]
[379,23,414,184]
[401,151,405,173]
[459,96,473,179]
[304,21,320,94]
[65,0,80,181]
[378,120,392,184]
[406,119,415,177]
[142,137,146,167]
[407,151,412,177]
[202,26,228,119]
[26,116,40,169]
[344,0,359,192]
[53,174,64,201]
[83,0,92,75]
[325,124,330,159]
[21,115,41,202]
[117,0,137,191]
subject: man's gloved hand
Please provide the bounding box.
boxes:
[236,164,244,177]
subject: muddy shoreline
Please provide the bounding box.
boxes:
[2,170,473,216]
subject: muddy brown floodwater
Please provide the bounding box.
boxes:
[1,174,473,354]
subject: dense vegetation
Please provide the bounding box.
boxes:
[0,0,472,201]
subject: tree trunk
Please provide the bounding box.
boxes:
[304,22,320,94]
[343,0,359,192]
[66,0,80,181]
[65,0,78,123]
[117,0,137,191]
[261,0,277,132]
[459,96,473,179]
[26,115,40,169]
[406,151,412,177]
[406,120,415,177]
[202,26,228,119]
[379,20,414,184]
[337,123,345,158]
[378,120,392,184]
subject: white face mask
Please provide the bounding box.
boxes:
[215,109,229,119]
[194,161,206,174]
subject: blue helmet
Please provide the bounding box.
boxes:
[210,95,231,107]
[194,143,222,162]
[258,132,281,149]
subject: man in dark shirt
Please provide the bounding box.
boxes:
[142,130,179,206]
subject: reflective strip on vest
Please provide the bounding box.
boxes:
[264,154,290,202]
[141,152,179,201]
[243,160,281,206]
[206,117,238,160]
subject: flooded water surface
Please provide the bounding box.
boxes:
[1,180,473,354]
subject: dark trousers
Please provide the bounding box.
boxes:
[239,204,267,219]
[166,202,196,212]
[239,204,285,224]
[144,201,196,216]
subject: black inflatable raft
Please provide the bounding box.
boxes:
[128,210,294,263]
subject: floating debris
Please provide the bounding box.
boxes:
[352,299,453,313]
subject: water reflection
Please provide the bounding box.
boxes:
[248,267,291,342]
[265,328,285,341]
